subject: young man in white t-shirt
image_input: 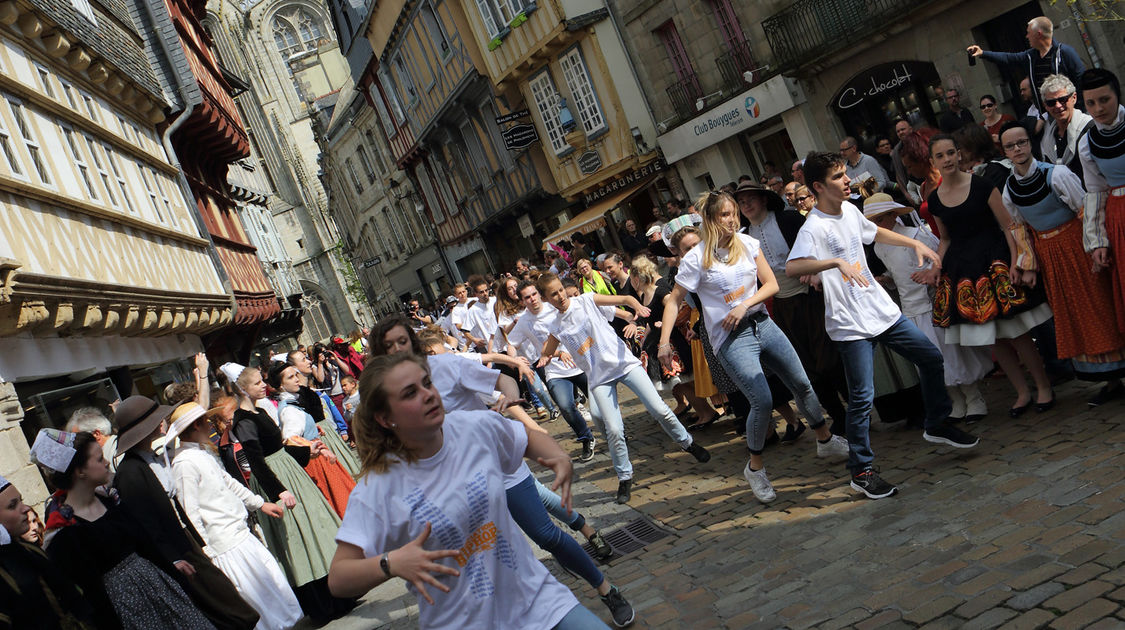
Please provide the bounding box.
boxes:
[449,283,472,350]
[786,151,979,500]
[461,276,498,352]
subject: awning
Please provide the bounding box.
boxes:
[542,183,647,246]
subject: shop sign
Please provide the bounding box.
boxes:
[577,150,602,175]
[583,158,667,206]
[502,123,539,150]
[362,256,382,268]
[833,61,932,111]
[656,74,805,164]
[495,108,531,125]
[518,214,534,237]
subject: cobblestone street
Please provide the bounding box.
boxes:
[317,376,1125,629]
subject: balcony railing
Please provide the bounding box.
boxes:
[715,38,759,95]
[666,72,704,120]
[763,0,937,69]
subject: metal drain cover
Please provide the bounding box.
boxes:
[581,517,671,562]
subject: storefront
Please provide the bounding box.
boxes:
[831,61,945,147]
[387,243,450,305]
[655,74,821,198]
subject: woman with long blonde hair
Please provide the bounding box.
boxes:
[657,191,848,503]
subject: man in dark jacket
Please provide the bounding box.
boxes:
[967,16,1086,114]
[112,396,258,630]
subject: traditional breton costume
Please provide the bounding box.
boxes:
[1005,158,1125,380]
[166,403,303,630]
[928,174,1054,345]
[1079,102,1125,332]
[111,396,259,630]
[30,429,216,630]
[297,385,361,478]
[0,473,97,630]
[277,391,356,517]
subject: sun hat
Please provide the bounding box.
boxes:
[732,181,785,214]
[862,193,913,219]
[113,395,174,456]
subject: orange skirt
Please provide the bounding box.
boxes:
[1035,218,1125,373]
[1106,193,1125,334]
[305,454,355,518]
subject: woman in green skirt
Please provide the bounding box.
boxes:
[231,366,355,624]
[285,351,362,477]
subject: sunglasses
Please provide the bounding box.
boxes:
[1044,93,1074,108]
[980,102,995,109]
[796,195,812,203]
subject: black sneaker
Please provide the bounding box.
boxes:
[616,479,632,504]
[780,422,806,444]
[588,531,613,560]
[683,441,711,463]
[580,439,595,462]
[923,423,979,449]
[850,469,898,499]
[600,586,635,627]
[1089,381,1124,408]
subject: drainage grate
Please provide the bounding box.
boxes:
[580,517,671,563]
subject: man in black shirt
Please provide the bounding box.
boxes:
[938,88,975,132]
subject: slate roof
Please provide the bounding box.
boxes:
[23,0,166,102]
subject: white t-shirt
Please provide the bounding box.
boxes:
[451,302,471,338]
[337,410,578,630]
[427,353,532,488]
[506,305,583,381]
[787,202,902,341]
[873,222,938,319]
[548,293,639,387]
[464,298,498,348]
[676,233,766,351]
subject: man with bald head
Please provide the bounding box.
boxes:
[968,16,1086,114]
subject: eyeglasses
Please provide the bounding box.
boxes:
[980,102,995,109]
[796,195,813,203]
[1044,93,1074,108]
[1001,138,1030,151]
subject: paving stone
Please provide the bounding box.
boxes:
[1049,598,1120,629]
[998,608,1057,630]
[1042,581,1114,612]
[963,608,1018,630]
[1008,582,1066,611]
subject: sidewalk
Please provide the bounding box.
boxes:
[317,375,1125,629]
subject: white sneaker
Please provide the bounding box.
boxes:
[816,434,849,459]
[743,462,776,503]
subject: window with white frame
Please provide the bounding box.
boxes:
[356,146,376,184]
[345,158,363,194]
[429,154,459,215]
[420,3,451,59]
[369,84,397,138]
[105,146,135,214]
[138,166,164,223]
[559,47,605,135]
[35,65,55,99]
[393,56,417,104]
[70,0,97,24]
[81,135,116,206]
[79,91,99,122]
[8,100,51,185]
[378,71,406,124]
[528,70,567,155]
[116,116,134,143]
[154,175,175,226]
[58,79,78,110]
[384,207,404,249]
[62,128,97,200]
[474,0,501,39]
[365,130,387,175]
[0,103,24,177]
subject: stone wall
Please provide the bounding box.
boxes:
[0,381,46,507]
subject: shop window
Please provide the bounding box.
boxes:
[528,69,568,156]
[558,47,605,136]
[62,127,98,200]
[8,100,51,186]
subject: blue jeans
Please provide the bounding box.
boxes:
[526,369,557,413]
[836,316,953,473]
[535,478,584,531]
[546,373,595,443]
[589,365,693,481]
[716,313,824,453]
[552,603,611,630]
[506,475,603,589]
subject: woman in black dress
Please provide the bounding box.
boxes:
[32,430,214,630]
[231,367,354,623]
[925,134,1054,415]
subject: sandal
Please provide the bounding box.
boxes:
[687,414,718,431]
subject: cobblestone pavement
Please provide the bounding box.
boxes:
[312,375,1125,629]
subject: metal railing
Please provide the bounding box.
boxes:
[715,38,759,94]
[762,0,936,69]
[666,72,704,119]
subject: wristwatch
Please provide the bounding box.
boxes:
[379,552,392,578]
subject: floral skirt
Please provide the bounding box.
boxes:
[933,259,1052,346]
[103,553,214,630]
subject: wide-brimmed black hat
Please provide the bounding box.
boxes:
[114,395,174,456]
[732,181,786,214]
